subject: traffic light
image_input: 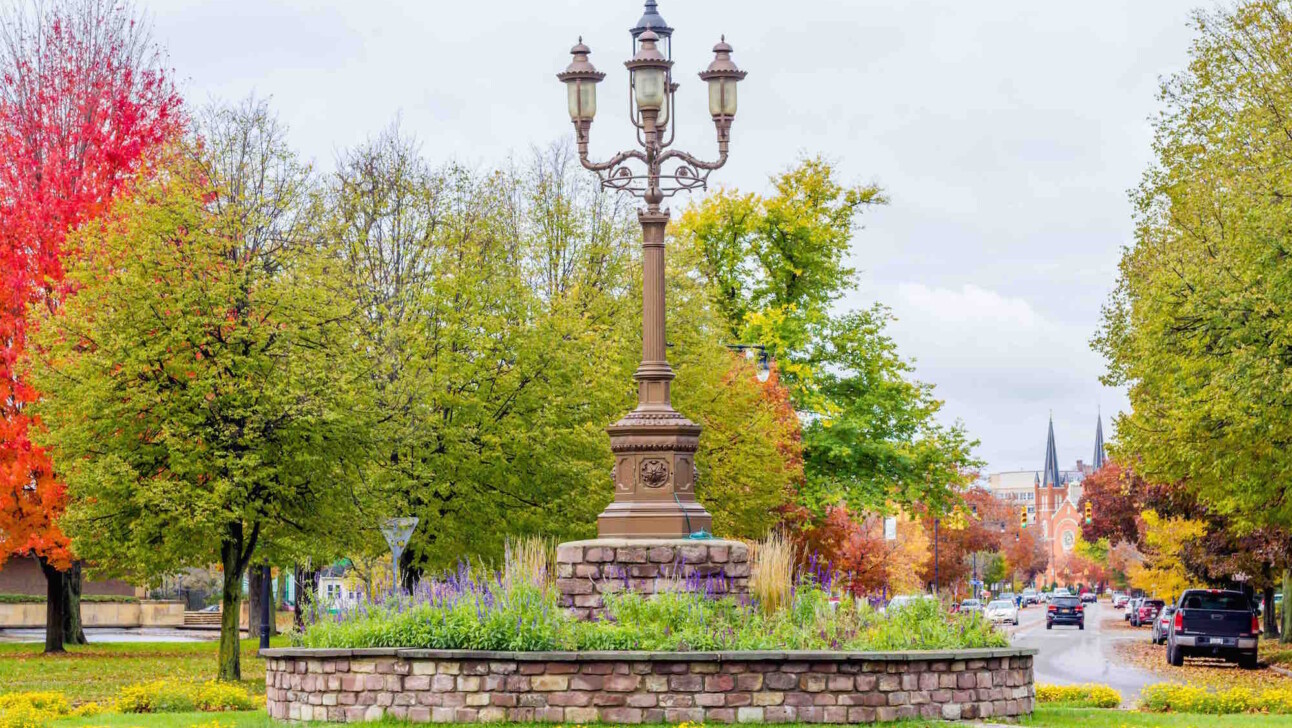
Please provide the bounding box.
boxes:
[1020,507,1029,529]
[1084,501,1092,525]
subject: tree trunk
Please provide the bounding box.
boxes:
[1265,584,1280,638]
[37,557,65,654]
[1283,569,1292,644]
[62,561,88,645]
[216,519,260,682]
[274,569,287,636]
[218,542,244,681]
[246,565,263,641]
[293,566,320,631]
[293,566,308,632]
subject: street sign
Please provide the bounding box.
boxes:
[380,517,419,592]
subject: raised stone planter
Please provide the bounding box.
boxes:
[262,647,1036,724]
[555,538,750,620]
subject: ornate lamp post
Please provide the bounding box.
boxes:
[559,1,746,539]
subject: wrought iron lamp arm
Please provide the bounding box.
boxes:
[575,128,648,173]
[658,146,727,172]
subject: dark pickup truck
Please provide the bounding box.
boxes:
[1166,589,1260,669]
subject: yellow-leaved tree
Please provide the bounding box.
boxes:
[1127,510,1204,602]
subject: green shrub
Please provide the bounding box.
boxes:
[0,593,138,604]
[1036,683,1122,708]
[297,574,1009,652]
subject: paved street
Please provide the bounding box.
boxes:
[0,627,214,643]
[1008,602,1158,703]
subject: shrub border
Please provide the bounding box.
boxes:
[0,593,139,604]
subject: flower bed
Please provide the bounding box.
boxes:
[1035,683,1122,708]
[283,544,1029,722]
[0,681,262,728]
[1140,683,1292,714]
[296,573,1007,654]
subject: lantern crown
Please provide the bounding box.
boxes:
[557,38,606,83]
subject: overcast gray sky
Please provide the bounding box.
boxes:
[151,0,1203,476]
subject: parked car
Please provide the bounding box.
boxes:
[1000,592,1018,608]
[958,598,983,615]
[1152,606,1177,645]
[1125,597,1143,621]
[1112,593,1129,609]
[1080,591,1097,604]
[886,594,937,612]
[1133,599,1166,627]
[986,599,1020,626]
[1021,588,1039,607]
[1047,595,1085,630]
[1167,589,1260,669]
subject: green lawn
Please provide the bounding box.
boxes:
[0,637,287,703]
[40,707,1292,727]
[49,712,272,728]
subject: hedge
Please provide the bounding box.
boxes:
[0,594,139,605]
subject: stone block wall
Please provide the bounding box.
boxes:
[555,538,750,620]
[262,648,1035,724]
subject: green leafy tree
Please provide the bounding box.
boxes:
[25,100,369,680]
[324,135,799,572]
[676,157,980,517]
[1096,1,1292,639]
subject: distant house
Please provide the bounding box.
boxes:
[317,564,361,610]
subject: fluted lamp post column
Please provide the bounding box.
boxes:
[559,1,746,540]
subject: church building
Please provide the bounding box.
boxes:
[986,414,1107,587]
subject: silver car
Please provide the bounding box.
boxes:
[985,599,1020,626]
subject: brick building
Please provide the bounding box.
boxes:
[985,415,1107,587]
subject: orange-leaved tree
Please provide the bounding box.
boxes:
[0,0,181,653]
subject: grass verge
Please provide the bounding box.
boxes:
[0,637,287,703]
[49,708,1292,728]
[1026,706,1292,727]
[49,711,272,728]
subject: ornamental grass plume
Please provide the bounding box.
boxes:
[504,535,553,591]
[750,530,797,614]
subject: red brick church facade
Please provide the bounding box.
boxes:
[1029,416,1105,587]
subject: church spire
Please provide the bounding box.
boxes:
[1042,415,1061,488]
[1093,411,1106,470]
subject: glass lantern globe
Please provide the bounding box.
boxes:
[567,79,597,122]
[626,30,672,117]
[634,67,667,111]
[699,38,747,119]
[557,40,605,124]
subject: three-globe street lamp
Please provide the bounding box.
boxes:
[559,1,746,538]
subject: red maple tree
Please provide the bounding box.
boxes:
[0,0,181,652]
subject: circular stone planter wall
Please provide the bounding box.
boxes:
[261,647,1036,724]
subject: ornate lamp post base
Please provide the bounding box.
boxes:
[600,411,711,538]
